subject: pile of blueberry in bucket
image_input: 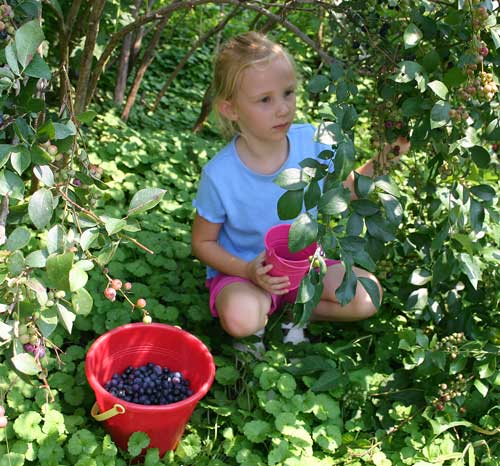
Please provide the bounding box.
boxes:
[104,362,193,405]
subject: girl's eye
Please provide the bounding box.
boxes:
[261,96,270,103]
[285,89,295,97]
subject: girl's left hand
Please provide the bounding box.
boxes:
[247,251,290,295]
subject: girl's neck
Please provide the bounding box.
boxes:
[235,135,289,175]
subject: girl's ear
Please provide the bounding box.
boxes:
[218,99,238,121]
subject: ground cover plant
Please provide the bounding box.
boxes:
[0,0,499,465]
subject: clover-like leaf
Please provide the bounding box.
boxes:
[128,431,150,457]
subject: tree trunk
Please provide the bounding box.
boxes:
[74,0,106,114]
[129,0,157,71]
[114,0,143,105]
[121,15,170,121]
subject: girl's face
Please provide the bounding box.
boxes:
[220,55,297,144]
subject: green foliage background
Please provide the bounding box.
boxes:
[0,1,499,465]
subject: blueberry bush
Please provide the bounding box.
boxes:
[0,1,499,465]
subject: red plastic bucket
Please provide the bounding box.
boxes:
[264,224,317,290]
[85,323,215,456]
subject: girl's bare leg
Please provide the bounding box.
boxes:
[216,282,271,337]
[312,263,382,322]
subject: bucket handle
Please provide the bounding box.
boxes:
[91,402,126,421]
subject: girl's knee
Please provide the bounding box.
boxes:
[217,287,270,337]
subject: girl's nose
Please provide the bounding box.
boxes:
[276,100,289,116]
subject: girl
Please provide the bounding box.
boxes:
[191,32,407,344]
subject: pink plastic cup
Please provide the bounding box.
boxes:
[264,224,317,290]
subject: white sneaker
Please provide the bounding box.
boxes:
[281,322,310,345]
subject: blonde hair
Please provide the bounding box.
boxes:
[212,31,296,139]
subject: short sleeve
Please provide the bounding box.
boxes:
[192,170,226,224]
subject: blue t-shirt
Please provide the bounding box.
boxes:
[193,123,332,278]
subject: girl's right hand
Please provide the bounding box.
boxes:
[246,251,290,295]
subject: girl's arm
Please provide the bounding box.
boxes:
[191,213,249,278]
[343,136,410,198]
[191,213,290,294]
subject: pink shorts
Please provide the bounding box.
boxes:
[206,259,340,317]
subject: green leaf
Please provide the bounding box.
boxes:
[311,368,342,392]
[374,175,400,197]
[5,42,20,75]
[24,54,51,79]
[358,277,381,309]
[318,186,350,215]
[393,61,424,83]
[28,188,53,229]
[379,193,403,226]
[404,23,423,48]
[470,184,496,201]
[335,266,357,306]
[69,266,88,291]
[215,366,239,385]
[25,249,48,268]
[286,356,333,375]
[406,288,428,311]
[80,227,99,250]
[289,213,317,252]
[0,169,25,199]
[38,308,58,337]
[47,224,66,254]
[56,302,76,334]
[304,181,321,210]
[334,140,355,179]
[443,67,467,88]
[5,226,31,251]
[46,252,73,291]
[33,165,55,186]
[354,173,373,198]
[296,274,316,304]
[96,241,120,266]
[473,379,488,397]
[128,432,150,457]
[351,199,379,216]
[128,188,166,216]
[459,253,481,289]
[13,411,42,441]
[274,168,309,190]
[0,145,13,168]
[308,75,330,93]
[53,121,77,139]
[10,146,31,175]
[103,217,127,235]
[427,80,448,100]
[410,269,432,285]
[11,352,40,375]
[277,189,303,220]
[469,146,490,168]
[72,288,93,316]
[77,110,97,124]
[243,420,272,443]
[430,100,451,129]
[366,216,395,242]
[15,20,44,68]
[7,250,24,276]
